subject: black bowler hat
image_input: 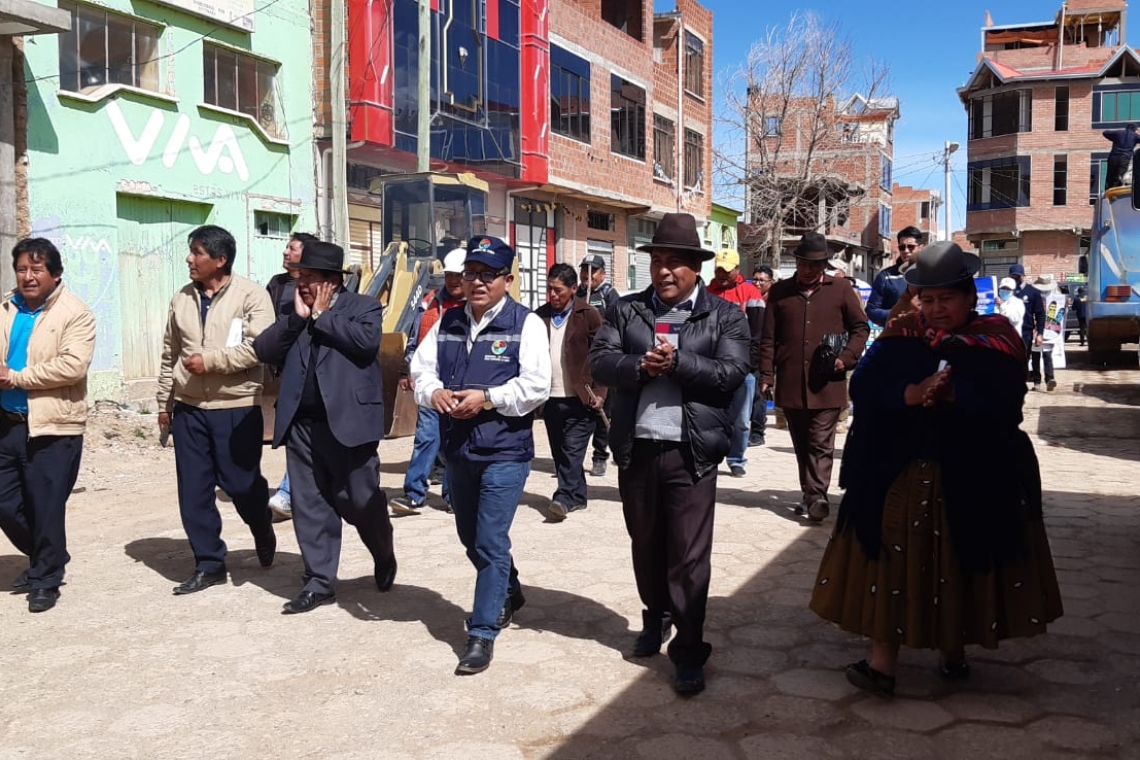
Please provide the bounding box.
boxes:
[290,241,349,273]
[793,233,830,261]
[636,213,715,261]
[904,242,980,288]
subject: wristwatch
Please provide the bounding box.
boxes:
[311,308,324,321]
[482,389,494,411]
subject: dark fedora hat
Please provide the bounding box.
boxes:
[904,241,980,288]
[793,233,830,261]
[636,213,714,261]
[290,240,349,273]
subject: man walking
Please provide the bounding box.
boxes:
[749,266,774,447]
[707,248,764,478]
[265,231,318,522]
[159,225,276,596]
[536,263,604,521]
[758,233,869,522]
[390,248,467,516]
[591,213,750,696]
[253,241,397,614]
[1010,264,1047,388]
[410,236,550,675]
[867,226,923,326]
[578,254,619,477]
[0,238,95,613]
[1102,123,1139,188]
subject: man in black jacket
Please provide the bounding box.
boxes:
[590,213,750,696]
[578,254,620,477]
[253,241,397,615]
[1010,264,1047,388]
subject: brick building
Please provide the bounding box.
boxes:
[329,0,713,308]
[958,0,1131,279]
[890,183,940,245]
[741,93,899,282]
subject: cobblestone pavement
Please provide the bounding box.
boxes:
[0,351,1136,759]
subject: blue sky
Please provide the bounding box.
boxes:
[667,0,1079,233]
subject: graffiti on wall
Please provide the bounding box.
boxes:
[107,101,250,181]
[31,217,119,373]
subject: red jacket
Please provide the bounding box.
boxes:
[708,274,765,369]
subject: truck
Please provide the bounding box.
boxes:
[1086,185,1140,363]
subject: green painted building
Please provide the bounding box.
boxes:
[701,202,741,282]
[22,0,316,401]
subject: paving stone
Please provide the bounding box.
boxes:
[1026,716,1119,752]
[749,694,846,730]
[1097,612,1140,634]
[932,724,1048,759]
[739,733,845,760]
[1044,614,1105,638]
[938,692,1041,724]
[634,733,737,760]
[770,668,858,701]
[837,729,940,760]
[1024,658,1106,685]
[850,698,954,731]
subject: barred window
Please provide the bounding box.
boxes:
[203,44,281,138]
[683,128,704,190]
[611,75,646,160]
[58,1,160,94]
[653,114,675,181]
[684,33,704,98]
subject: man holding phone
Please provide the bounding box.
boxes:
[590,213,750,696]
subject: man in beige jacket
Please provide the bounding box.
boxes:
[0,238,96,613]
[158,225,276,596]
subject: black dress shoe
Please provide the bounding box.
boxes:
[674,664,705,696]
[11,569,29,592]
[28,587,60,613]
[631,616,673,658]
[172,570,228,595]
[455,636,494,675]
[374,557,397,592]
[282,590,336,614]
[254,525,277,568]
[495,588,527,628]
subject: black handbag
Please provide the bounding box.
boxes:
[809,333,849,391]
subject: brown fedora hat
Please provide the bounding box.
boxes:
[636,213,715,261]
[793,233,830,262]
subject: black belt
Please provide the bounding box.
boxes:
[2,411,27,425]
[632,438,684,452]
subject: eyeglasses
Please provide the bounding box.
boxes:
[461,269,508,284]
[898,244,918,252]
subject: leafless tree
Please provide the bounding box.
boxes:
[716,13,892,269]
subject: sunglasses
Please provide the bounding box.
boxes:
[898,244,918,252]
[462,269,508,284]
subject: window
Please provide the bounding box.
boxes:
[57,1,160,94]
[203,45,281,137]
[611,75,646,160]
[1053,155,1068,206]
[550,46,591,143]
[254,211,294,238]
[968,90,1032,139]
[587,211,614,231]
[683,128,704,190]
[347,163,387,190]
[762,115,782,137]
[920,201,931,220]
[1090,152,1109,204]
[967,157,1031,210]
[653,114,675,181]
[880,154,893,193]
[683,32,704,98]
[601,0,642,41]
[1099,90,1140,122]
[878,203,892,240]
[1055,86,1069,131]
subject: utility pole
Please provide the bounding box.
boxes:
[417,0,431,172]
[743,85,752,226]
[330,0,349,246]
[943,140,959,242]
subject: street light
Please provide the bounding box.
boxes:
[944,141,959,242]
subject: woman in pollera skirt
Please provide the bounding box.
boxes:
[809,242,1063,697]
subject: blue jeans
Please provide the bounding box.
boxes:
[276,471,290,498]
[727,373,755,467]
[404,408,449,505]
[448,458,528,640]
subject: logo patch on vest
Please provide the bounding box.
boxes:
[491,340,507,355]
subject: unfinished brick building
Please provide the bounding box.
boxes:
[958,0,1131,279]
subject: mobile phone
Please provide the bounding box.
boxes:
[937,360,949,372]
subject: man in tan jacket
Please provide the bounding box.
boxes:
[0,238,96,613]
[158,225,276,596]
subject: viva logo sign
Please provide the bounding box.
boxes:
[106,101,250,181]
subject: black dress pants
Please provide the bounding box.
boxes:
[172,403,271,574]
[618,440,717,667]
[542,396,593,507]
[286,418,394,594]
[0,420,82,589]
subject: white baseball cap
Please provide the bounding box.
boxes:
[442,249,466,274]
[999,277,1016,291]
